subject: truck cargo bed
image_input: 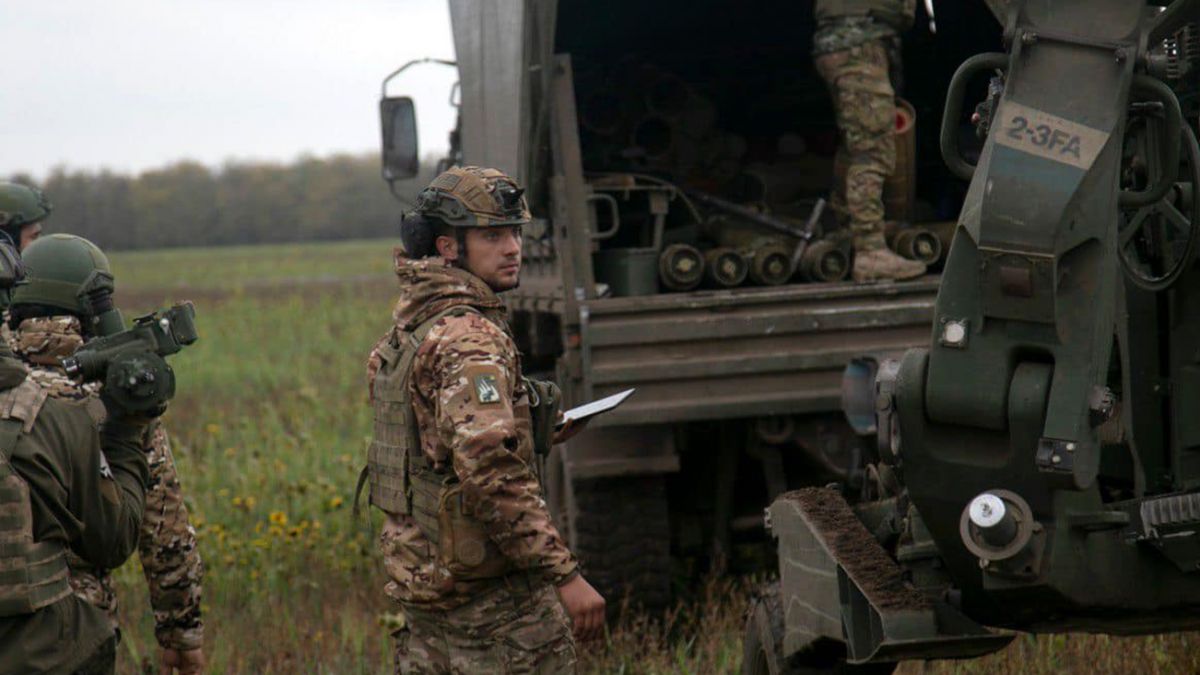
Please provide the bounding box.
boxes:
[577,277,939,425]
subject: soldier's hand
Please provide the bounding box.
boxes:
[556,574,606,642]
[551,416,590,446]
[101,389,168,425]
[160,647,205,675]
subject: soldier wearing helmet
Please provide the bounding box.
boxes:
[6,235,206,674]
[0,239,156,673]
[365,167,605,674]
[0,182,50,251]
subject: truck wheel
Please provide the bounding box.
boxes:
[572,475,672,612]
[743,582,896,675]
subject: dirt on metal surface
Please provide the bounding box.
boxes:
[784,487,931,612]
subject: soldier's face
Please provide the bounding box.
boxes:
[451,226,523,291]
[19,222,42,251]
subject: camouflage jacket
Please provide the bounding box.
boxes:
[367,252,578,609]
[9,316,205,651]
[0,349,149,675]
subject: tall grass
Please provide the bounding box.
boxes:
[110,255,397,671]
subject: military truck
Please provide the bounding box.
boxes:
[380,0,1001,607]
[744,0,1200,672]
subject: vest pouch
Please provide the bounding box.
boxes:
[408,468,447,546]
[524,377,562,458]
[437,483,511,580]
[0,457,71,616]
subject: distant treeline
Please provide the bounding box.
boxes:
[5,153,438,251]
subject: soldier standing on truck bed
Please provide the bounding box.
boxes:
[813,0,926,282]
[363,166,605,674]
[7,235,205,674]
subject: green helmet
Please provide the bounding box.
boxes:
[12,234,114,318]
[0,182,52,244]
[414,166,531,228]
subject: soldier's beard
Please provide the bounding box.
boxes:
[461,255,521,292]
[483,269,521,292]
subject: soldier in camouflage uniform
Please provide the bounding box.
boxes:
[364,166,605,674]
[813,0,926,282]
[7,234,205,674]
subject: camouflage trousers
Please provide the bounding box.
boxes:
[393,581,577,674]
[72,634,118,675]
[816,39,896,252]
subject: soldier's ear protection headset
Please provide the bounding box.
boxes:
[399,211,440,259]
[77,270,125,337]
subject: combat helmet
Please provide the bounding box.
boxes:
[415,166,531,228]
[12,234,116,325]
[0,182,52,246]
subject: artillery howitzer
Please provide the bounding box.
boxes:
[747,1,1200,672]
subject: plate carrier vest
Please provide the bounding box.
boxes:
[0,377,69,616]
[362,305,535,580]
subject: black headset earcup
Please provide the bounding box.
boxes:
[399,213,436,258]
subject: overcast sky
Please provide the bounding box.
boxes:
[2,0,459,178]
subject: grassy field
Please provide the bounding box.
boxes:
[101,239,1200,673]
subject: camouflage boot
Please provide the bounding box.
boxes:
[852,247,926,282]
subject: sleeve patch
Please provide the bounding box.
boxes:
[464,365,504,405]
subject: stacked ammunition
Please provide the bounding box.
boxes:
[580,62,933,297]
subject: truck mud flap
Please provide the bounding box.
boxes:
[769,488,1013,664]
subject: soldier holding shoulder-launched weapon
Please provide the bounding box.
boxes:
[6,234,205,674]
[0,233,163,674]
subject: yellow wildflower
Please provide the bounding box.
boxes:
[269,511,288,526]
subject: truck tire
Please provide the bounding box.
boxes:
[743,582,896,675]
[572,476,672,612]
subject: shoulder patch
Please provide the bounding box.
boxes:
[464,365,504,405]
